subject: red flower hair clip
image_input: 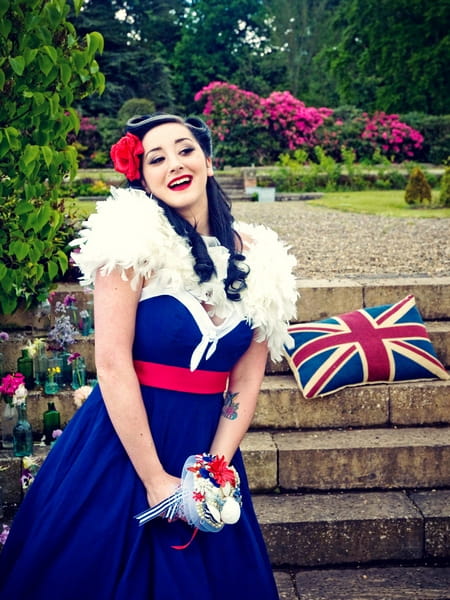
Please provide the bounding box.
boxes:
[110,133,144,181]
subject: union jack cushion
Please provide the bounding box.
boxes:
[284,295,449,399]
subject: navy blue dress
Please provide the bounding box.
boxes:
[0,292,279,600]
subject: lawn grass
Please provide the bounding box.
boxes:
[307,190,450,218]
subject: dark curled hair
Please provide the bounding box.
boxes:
[126,113,249,301]
[156,177,249,301]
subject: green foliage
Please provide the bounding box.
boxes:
[172,0,271,112]
[70,1,179,116]
[309,190,450,218]
[118,98,156,123]
[271,155,415,193]
[0,0,105,314]
[439,167,450,207]
[324,0,450,115]
[400,112,450,165]
[263,0,340,107]
[404,167,433,206]
[63,177,116,198]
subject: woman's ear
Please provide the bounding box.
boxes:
[206,156,214,177]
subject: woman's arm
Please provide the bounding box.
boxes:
[93,268,180,506]
[208,333,268,463]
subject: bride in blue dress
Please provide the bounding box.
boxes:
[0,114,297,599]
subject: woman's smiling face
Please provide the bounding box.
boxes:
[141,122,214,232]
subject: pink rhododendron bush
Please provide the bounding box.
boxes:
[194,81,423,166]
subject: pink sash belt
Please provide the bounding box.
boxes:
[134,360,229,394]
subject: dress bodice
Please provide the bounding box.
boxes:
[133,294,253,374]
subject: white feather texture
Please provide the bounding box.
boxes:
[71,187,298,361]
[236,221,299,361]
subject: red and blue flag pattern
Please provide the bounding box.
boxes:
[284,295,449,398]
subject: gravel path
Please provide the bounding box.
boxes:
[232,201,450,280]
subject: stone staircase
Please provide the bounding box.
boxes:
[215,172,250,201]
[247,277,450,599]
[1,277,450,598]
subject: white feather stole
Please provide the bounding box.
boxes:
[71,187,298,361]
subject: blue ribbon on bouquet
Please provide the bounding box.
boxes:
[134,487,183,526]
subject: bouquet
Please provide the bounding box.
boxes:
[135,453,242,534]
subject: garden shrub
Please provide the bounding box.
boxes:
[439,166,450,207]
[194,81,278,166]
[360,112,424,162]
[404,167,432,206]
[401,112,450,164]
[118,98,156,123]
[0,0,104,314]
[67,116,102,168]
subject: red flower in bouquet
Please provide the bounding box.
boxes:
[208,455,236,487]
[110,133,144,181]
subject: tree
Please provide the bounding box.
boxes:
[71,0,181,115]
[324,0,450,114]
[0,0,104,314]
[405,167,432,206]
[439,166,450,207]
[172,0,272,111]
[262,0,341,106]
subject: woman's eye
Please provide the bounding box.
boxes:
[149,156,164,165]
[180,146,194,156]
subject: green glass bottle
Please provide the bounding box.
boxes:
[71,357,86,390]
[43,402,61,446]
[17,348,34,389]
[13,403,33,457]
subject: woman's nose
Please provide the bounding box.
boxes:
[168,155,183,172]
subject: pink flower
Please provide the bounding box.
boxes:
[0,373,25,397]
[67,352,81,364]
[64,294,76,307]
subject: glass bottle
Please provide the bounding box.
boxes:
[33,340,49,387]
[43,402,60,446]
[13,403,33,457]
[58,350,72,385]
[71,357,86,390]
[47,355,63,385]
[1,398,15,448]
[17,348,34,389]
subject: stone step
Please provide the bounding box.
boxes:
[254,376,450,430]
[274,566,450,600]
[242,427,450,492]
[1,277,449,331]
[253,489,450,568]
[295,276,450,323]
[0,446,48,505]
[13,375,450,444]
[1,317,448,377]
[2,425,449,503]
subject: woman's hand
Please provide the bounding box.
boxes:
[145,471,181,508]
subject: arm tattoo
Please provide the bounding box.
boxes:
[222,391,240,420]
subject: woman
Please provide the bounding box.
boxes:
[0,114,297,599]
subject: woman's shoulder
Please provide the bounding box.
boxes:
[70,187,192,287]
